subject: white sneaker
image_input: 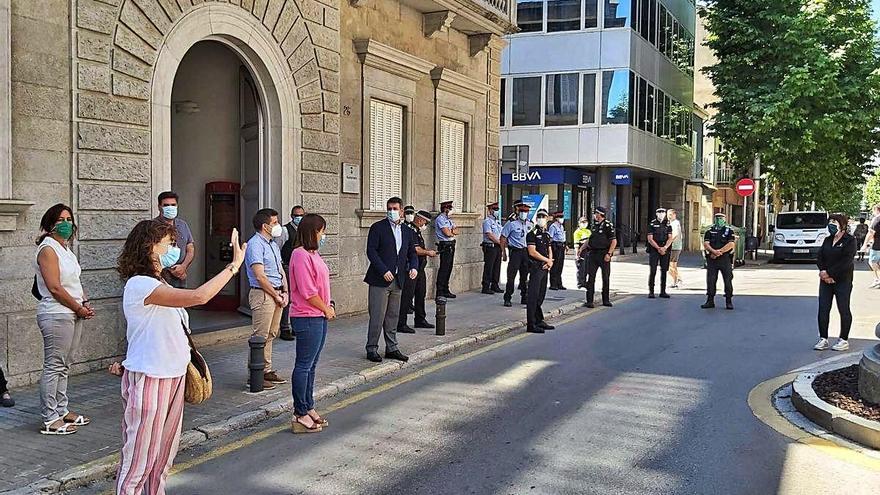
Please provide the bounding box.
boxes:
[831,339,849,351]
[871,280,880,288]
[813,338,830,351]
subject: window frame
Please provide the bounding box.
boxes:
[547,0,583,33]
[544,72,581,127]
[367,98,406,212]
[438,117,468,209]
[511,75,544,127]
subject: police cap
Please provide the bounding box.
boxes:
[404,205,415,214]
[416,210,432,221]
[536,209,549,217]
[552,211,564,217]
[594,206,608,216]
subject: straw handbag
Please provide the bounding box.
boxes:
[178,309,212,404]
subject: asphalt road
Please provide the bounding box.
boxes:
[78,259,880,495]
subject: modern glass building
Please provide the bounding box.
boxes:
[500,0,696,242]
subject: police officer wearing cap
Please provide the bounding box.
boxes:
[548,211,567,290]
[398,209,437,332]
[647,207,673,299]
[501,201,532,307]
[526,209,555,333]
[579,206,617,308]
[481,202,504,294]
[702,212,736,310]
[435,200,458,298]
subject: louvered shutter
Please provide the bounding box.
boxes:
[439,118,465,207]
[369,100,403,210]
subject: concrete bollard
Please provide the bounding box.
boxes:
[248,335,267,393]
[435,296,447,336]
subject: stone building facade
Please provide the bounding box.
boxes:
[0,0,514,386]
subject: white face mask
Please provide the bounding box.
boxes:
[270,224,283,238]
[536,218,548,228]
[657,213,666,222]
[419,223,427,231]
[405,214,415,223]
[556,218,564,224]
[518,211,529,221]
[579,222,588,229]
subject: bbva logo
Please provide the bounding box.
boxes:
[615,172,630,180]
[512,171,542,181]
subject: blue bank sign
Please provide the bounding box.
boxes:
[612,168,632,185]
[501,167,596,187]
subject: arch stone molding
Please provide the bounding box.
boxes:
[72,0,342,291]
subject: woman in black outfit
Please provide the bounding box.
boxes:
[814,213,857,352]
[1,366,13,407]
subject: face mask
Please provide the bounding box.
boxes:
[490,210,498,219]
[292,215,303,226]
[657,213,666,222]
[420,223,427,231]
[270,224,283,238]
[557,218,564,224]
[536,218,548,228]
[579,222,588,229]
[161,205,178,220]
[318,234,326,248]
[159,245,181,269]
[54,221,74,240]
[827,223,839,235]
[405,214,415,223]
[518,211,528,221]
[387,210,400,223]
[446,209,453,216]
[715,217,726,227]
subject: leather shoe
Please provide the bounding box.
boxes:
[397,325,415,334]
[725,298,734,310]
[648,293,656,299]
[526,326,545,334]
[558,286,567,291]
[481,288,494,295]
[585,302,595,308]
[659,293,670,299]
[503,299,512,307]
[366,351,382,363]
[602,301,613,307]
[444,292,457,299]
[279,329,295,341]
[537,321,555,330]
[549,286,559,291]
[491,287,504,293]
[385,350,409,362]
[414,320,435,329]
[701,299,715,309]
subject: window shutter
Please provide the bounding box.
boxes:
[369,100,403,210]
[439,118,465,208]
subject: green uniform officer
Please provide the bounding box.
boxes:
[702,213,736,310]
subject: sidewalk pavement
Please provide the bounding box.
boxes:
[0,277,593,494]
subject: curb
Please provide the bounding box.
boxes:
[3,298,593,494]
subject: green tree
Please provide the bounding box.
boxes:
[865,168,880,208]
[702,0,880,210]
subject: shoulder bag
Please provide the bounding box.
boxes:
[177,308,212,404]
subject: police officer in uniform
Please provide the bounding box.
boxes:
[398,209,437,331]
[548,211,567,290]
[501,201,532,307]
[526,209,555,333]
[435,200,458,299]
[481,202,504,294]
[702,212,736,310]
[647,207,673,299]
[578,206,617,308]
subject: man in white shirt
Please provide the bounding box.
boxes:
[668,209,684,288]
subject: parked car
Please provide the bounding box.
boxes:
[771,211,829,261]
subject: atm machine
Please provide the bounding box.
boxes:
[204,181,240,311]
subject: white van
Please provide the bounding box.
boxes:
[772,211,829,261]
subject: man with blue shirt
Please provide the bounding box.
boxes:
[435,200,458,299]
[244,208,289,389]
[548,211,568,290]
[481,202,504,294]
[501,201,532,307]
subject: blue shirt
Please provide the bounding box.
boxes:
[548,221,566,242]
[482,216,502,244]
[435,213,455,242]
[245,233,284,288]
[501,220,530,249]
[389,219,402,253]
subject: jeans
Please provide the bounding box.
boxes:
[37,313,82,423]
[818,280,853,340]
[291,317,327,416]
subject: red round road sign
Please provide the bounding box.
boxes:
[735,178,756,197]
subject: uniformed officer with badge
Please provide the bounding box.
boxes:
[398,209,437,332]
[647,207,673,299]
[501,201,532,307]
[702,212,736,310]
[526,209,555,333]
[435,200,458,299]
[578,206,617,308]
[481,202,504,294]
[548,211,568,290]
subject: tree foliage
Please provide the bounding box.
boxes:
[702,0,880,211]
[865,168,880,208]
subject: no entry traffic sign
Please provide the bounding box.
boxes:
[735,178,756,197]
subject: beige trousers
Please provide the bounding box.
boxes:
[249,288,282,371]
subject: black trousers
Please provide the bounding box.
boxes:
[482,244,502,289]
[648,251,671,293]
[0,366,6,395]
[504,247,529,301]
[585,251,611,304]
[550,242,566,288]
[399,258,427,328]
[818,280,853,339]
[527,262,549,328]
[436,242,455,295]
[706,257,734,298]
[576,254,587,287]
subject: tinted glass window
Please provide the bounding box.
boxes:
[512,77,542,126]
[776,213,829,229]
[585,0,599,28]
[604,0,631,28]
[500,79,506,127]
[637,77,647,131]
[645,83,655,134]
[517,0,544,32]
[601,70,631,124]
[582,73,596,124]
[545,73,580,126]
[548,0,581,32]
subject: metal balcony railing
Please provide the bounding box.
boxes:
[692,160,710,182]
[475,0,516,23]
[715,165,736,184]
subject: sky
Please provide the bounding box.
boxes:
[874,0,880,25]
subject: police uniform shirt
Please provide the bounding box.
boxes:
[648,219,672,248]
[704,225,735,256]
[435,213,455,242]
[588,219,616,250]
[526,226,552,260]
[502,219,530,249]
[548,221,566,243]
[404,220,426,254]
[482,216,502,244]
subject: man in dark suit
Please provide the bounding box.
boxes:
[364,196,419,363]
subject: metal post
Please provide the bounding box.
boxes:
[248,335,266,393]
[435,296,446,336]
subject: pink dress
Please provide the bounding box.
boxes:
[289,247,331,317]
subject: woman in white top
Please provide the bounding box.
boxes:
[34,203,94,435]
[111,219,245,495]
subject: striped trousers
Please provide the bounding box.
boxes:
[116,370,185,495]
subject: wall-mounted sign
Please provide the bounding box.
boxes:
[342,163,359,194]
[612,167,632,186]
[501,167,596,186]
